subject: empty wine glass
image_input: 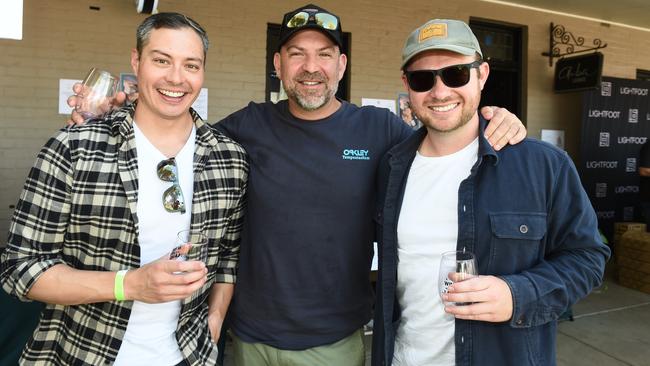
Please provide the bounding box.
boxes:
[438,250,478,305]
[75,68,117,120]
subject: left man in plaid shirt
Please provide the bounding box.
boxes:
[0,12,248,366]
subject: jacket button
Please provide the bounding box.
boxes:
[519,224,528,234]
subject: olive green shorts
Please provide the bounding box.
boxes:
[231,328,365,366]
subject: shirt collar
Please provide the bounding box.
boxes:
[106,101,205,143]
[477,114,500,166]
[388,112,500,166]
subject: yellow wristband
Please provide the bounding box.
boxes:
[114,270,128,301]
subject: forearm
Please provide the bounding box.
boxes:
[208,282,234,319]
[27,263,117,305]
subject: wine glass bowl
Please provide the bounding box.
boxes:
[438,250,478,305]
[75,68,117,120]
[170,230,208,264]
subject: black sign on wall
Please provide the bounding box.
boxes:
[554,52,603,93]
[580,76,650,241]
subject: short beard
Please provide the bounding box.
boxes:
[415,83,481,133]
[418,106,475,133]
[284,72,338,111]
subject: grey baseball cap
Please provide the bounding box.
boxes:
[401,19,482,69]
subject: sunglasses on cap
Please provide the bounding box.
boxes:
[285,10,339,31]
[157,157,186,214]
[405,60,483,92]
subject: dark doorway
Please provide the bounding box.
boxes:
[470,19,527,122]
[265,24,351,102]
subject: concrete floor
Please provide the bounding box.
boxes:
[222,276,650,366]
[556,279,650,366]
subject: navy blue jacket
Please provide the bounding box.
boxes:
[371,117,610,366]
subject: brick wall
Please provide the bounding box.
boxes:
[1,0,649,235]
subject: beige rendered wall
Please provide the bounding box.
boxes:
[1,0,649,235]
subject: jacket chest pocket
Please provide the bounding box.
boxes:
[487,212,547,275]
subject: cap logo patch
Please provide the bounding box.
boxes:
[419,23,447,42]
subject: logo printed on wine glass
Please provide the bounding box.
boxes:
[442,277,453,294]
[170,244,191,261]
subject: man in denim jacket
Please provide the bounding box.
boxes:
[371,19,610,366]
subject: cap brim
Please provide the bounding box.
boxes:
[402,45,477,69]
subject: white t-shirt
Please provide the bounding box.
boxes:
[392,138,478,366]
[113,122,195,366]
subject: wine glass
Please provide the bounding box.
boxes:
[75,68,117,120]
[169,230,208,264]
[438,250,478,305]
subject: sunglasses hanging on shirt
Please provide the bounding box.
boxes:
[157,157,186,214]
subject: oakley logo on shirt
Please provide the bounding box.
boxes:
[342,149,370,161]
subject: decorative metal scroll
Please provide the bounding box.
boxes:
[541,23,607,66]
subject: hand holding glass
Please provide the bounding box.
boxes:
[75,68,117,120]
[170,230,208,265]
[438,250,478,306]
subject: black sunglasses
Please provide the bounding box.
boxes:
[157,157,186,214]
[405,60,483,92]
[285,10,339,31]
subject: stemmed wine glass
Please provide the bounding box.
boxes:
[438,250,478,305]
[75,68,117,120]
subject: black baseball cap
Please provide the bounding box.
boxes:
[278,4,343,51]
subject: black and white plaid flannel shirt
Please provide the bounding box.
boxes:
[1,104,248,365]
